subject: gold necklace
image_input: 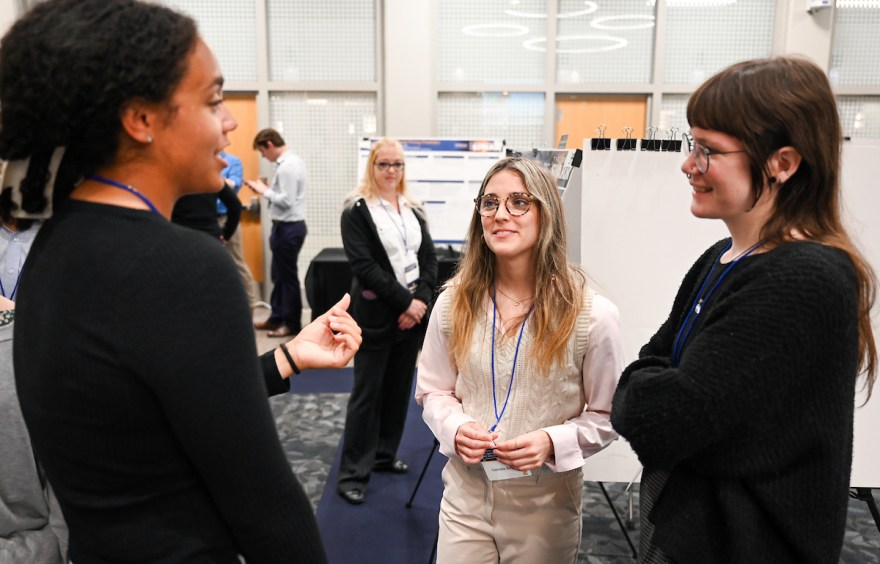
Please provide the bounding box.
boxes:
[496,285,532,307]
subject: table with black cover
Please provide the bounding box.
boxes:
[304,246,460,320]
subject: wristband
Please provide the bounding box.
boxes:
[278,342,301,375]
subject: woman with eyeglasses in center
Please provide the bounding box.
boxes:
[416,157,624,563]
[336,138,438,505]
[611,57,877,563]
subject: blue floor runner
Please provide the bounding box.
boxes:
[316,379,445,564]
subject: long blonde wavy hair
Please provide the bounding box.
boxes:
[449,157,586,371]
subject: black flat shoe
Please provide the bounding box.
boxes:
[339,488,365,505]
[374,459,409,474]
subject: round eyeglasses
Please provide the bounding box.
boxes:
[374,161,405,172]
[682,133,746,174]
[474,192,535,217]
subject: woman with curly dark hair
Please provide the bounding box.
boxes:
[0,0,361,562]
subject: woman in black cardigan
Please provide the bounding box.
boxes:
[337,138,438,504]
[611,57,877,563]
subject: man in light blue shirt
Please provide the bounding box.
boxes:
[217,151,259,310]
[245,129,307,337]
[0,218,40,301]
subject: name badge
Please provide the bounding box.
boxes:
[404,261,419,291]
[480,449,532,481]
[481,460,533,481]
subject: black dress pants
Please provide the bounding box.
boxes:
[337,326,422,492]
[268,220,306,330]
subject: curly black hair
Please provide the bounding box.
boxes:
[0,0,197,217]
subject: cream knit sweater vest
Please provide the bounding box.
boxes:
[441,286,593,442]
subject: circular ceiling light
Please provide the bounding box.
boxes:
[523,34,628,54]
[590,15,656,30]
[462,23,530,37]
[504,1,598,18]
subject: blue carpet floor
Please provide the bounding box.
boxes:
[315,383,443,564]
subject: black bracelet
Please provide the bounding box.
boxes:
[278,342,301,375]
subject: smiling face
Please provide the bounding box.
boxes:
[153,37,237,195]
[371,145,405,197]
[480,169,540,263]
[682,126,765,227]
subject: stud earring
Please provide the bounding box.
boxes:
[145,135,153,144]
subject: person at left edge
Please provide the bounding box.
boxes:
[336,138,438,505]
[2,1,361,561]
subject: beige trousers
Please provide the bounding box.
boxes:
[218,215,260,309]
[436,459,583,564]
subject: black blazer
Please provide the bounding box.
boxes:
[340,198,438,342]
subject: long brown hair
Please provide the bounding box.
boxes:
[688,56,877,399]
[449,157,585,370]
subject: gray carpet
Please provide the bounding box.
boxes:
[268,389,880,563]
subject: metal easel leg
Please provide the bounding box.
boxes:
[851,488,880,534]
[598,481,638,560]
[404,438,441,564]
[406,438,440,508]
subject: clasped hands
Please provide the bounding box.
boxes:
[454,421,553,472]
[397,297,427,331]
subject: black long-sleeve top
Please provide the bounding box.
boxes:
[14,200,325,563]
[340,197,438,343]
[612,239,859,563]
[171,185,241,241]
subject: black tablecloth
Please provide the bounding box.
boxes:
[305,247,460,320]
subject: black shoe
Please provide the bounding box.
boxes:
[373,459,409,474]
[339,488,365,505]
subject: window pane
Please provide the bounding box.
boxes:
[159,0,258,82]
[557,0,655,84]
[830,7,880,86]
[438,0,547,85]
[658,94,689,133]
[838,96,880,140]
[663,0,775,85]
[268,92,378,267]
[437,92,546,150]
[267,0,375,82]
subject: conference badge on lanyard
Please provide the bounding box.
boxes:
[404,251,419,293]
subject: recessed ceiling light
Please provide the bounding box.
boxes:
[504,1,599,18]
[523,34,628,54]
[462,23,530,37]
[590,15,655,30]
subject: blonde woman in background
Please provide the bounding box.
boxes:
[416,157,624,563]
[337,138,438,505]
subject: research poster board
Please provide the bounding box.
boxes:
[358,138,504,245]
[576,141,880,488]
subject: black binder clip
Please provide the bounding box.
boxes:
[616,126,637,151]
[661,127,682,152]
[590,125,610,150]
[640,127,660,152]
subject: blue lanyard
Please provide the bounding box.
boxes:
[0,271,22,300]
[490,285,533,432]
[380,198,408,251]
[86,175,162,215]
[671,240,763,366]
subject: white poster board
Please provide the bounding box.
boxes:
[575,142,880,488]
[577,146,727,483]
[357,138,504,245]
[842,140,880,489]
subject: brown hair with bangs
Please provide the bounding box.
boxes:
[688,56,876,399]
